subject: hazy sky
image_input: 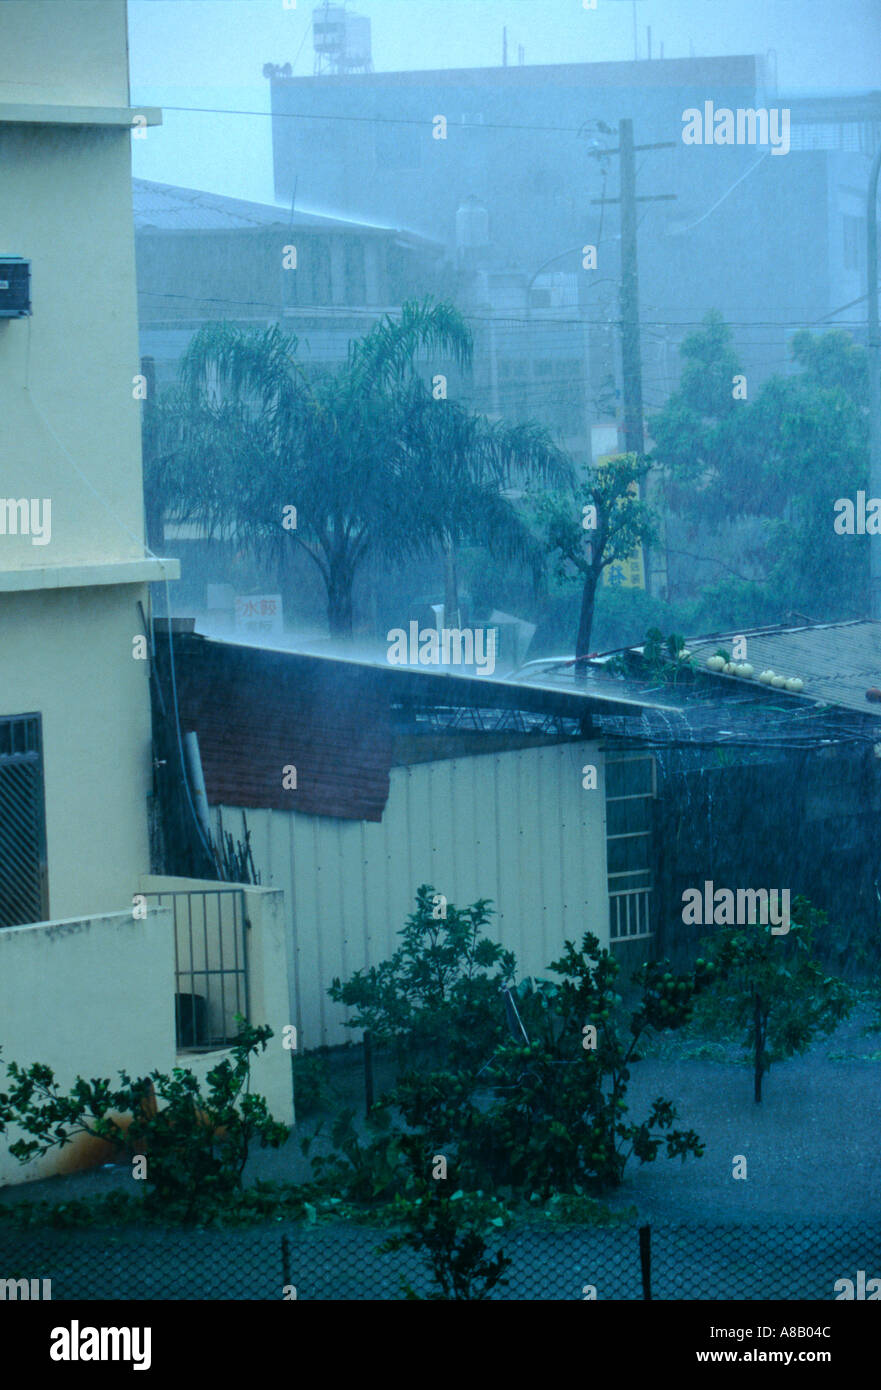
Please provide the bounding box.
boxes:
[128,0,881,204]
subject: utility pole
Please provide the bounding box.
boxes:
[591,122,675,593]
[619,119,645,457]
[868,144,881,619]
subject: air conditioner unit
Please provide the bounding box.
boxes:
[0,258,31,317]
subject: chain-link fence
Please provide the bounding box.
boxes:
[0,1221,877,1300]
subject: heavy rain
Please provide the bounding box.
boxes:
[1,0,880,1347]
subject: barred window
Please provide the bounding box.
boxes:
[606,753,655,942]
[0,713,49,928]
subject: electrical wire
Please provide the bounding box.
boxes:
[667,151,771,233]
[136,290,869,330]
[157,103,628,136]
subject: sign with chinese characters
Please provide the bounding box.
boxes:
[234,593,284,637]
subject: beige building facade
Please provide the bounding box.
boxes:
[0,1,292,1188]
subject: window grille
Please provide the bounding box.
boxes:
[0,714,49,928]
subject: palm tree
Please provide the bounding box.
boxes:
[394,382,573,625]
[173,302,472,636]
[159,299,571,639]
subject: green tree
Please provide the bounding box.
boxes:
[1,1022,288,1222]
[175,304,471,636]
[379,1190,511,1300]
[368,932,711,1198]
[649,315,869,622]
[534,454,657,677]
[396,383,571,625]
[695,897,853,1102]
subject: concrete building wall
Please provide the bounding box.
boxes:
[141,876,295,1126]
[0,0,170,928]
[0,584,153,922]
[269,58,769,266]
[268,59,874,397]
[0,0,130,108]
[0,907,174,1187]
[0,121,146,569]
[217,740,609,1050]
[0,883,294,1189]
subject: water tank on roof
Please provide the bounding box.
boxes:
[312,5,372,74]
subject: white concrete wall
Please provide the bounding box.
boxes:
[0,121,146,570]
[0,907,174,1187]
[218,741,610,1050]
[0,585,154,921]
[141,877,295,1127]
[0,1,148,575]
[0,0,160,922]
[0,1,130,110]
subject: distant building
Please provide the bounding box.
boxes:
[265,54,881,443]
[133,178,448,387]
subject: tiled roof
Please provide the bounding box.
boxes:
[686,619,881,716]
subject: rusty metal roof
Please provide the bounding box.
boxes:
[161,631,695,822]
[161,628,880,826]
[168,634,393,822]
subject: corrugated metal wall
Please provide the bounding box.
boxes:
[214,740,609,1050]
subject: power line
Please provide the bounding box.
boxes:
[137,290,868,330]
[156,102,635,138]
[669,151,770,232]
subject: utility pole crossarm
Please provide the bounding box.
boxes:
[591,194,678,204]
[594,141,677,155]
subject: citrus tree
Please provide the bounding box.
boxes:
[694,896,853,1102]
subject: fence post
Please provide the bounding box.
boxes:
[639,1223,652,1300]
[364,1029,374,1114]
[281,1233,292,1294]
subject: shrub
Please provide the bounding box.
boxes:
[328,884,515,1071]
[302,1106,408,1205]
[388,933,709,1197]
[1,1021,289,1222]
[379,1189,511,1300]
[325,915,711,1203]
[292,1050,332,1117]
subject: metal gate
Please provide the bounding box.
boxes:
[146,888,251,1050]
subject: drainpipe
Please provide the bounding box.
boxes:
[184,731,212,846]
